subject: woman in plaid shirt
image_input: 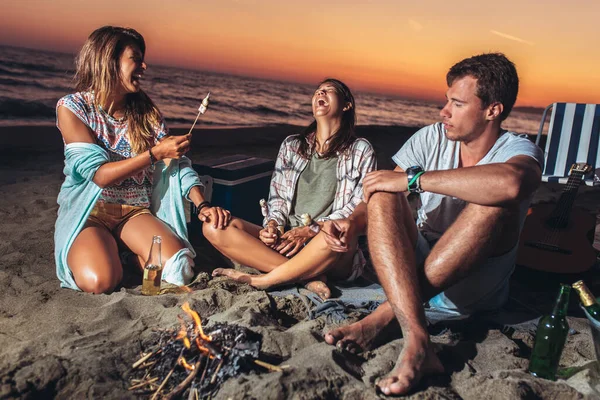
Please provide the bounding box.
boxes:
[206,79,376,299]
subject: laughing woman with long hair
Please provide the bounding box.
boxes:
[55,26,230,293]
[205,78,376,299]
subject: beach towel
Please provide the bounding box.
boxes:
[269,278,472,325]
[269,277,545,332]
[54,143,201,290]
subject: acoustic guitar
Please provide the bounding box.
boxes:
[517,163,597,273]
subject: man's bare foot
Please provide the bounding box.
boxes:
[376,336,444,396]
[324,302,395,353]
[305,280,331,300]
[324,319,379,354]
[212,268,265,288]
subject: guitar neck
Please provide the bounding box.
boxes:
[548,171,584,227]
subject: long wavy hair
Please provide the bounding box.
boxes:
[74,26,162,154]
[297,78,357,159]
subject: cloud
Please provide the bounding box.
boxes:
[490,30,535,46]
[409,19,423,32]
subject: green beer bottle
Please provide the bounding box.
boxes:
[572,280,600,321]
[528,284,571,381]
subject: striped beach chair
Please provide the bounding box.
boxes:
[536,103,600,186]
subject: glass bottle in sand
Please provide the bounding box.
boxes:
[142,235,162,296]
[528,283,571,380]
[572,280,600,322]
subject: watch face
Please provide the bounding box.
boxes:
[407,166,422,178]
[407,166,423,193]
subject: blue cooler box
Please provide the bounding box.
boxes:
[190,155,274,235]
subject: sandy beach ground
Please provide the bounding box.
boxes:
[1,124,600,399]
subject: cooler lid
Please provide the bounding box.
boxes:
[193,154,274,181]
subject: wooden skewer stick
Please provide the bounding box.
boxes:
[210,357,226,384]
[140,360,157,369]
[132,349,161,369]
[128,377,159,391]
[197,356,211,389]
[163,356,204,400]
[187,387,198,400]
[186,92,210,135]
[132,352,153,369]
[150,367,175,400]
[253,359,289,372]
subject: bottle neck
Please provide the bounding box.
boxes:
[551,284,571,317]
[573,281,597,307]
[147,236,162,267]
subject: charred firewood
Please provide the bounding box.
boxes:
[129,302,278,399]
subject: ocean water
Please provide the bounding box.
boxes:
[0,45,542,134]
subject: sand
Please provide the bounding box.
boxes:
[1,124,599,399]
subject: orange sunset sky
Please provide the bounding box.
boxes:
[1,0,599,107]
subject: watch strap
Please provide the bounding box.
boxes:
[406,166,425,193]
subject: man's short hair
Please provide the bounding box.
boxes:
[446,53,519,121]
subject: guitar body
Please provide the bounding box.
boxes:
[517,204,597,273]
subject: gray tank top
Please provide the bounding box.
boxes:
[288,153,338,228]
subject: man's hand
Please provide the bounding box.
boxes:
[198,206,231,229]
[363,170,407,203]
[275,226,315,257]
[321,219,357,252]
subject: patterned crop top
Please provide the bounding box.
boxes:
[56,92,167,207]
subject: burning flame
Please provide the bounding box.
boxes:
[176,316,191,349]
[174,302,220,361]
[178,356,196,371]
[195,338,211,354]
[182,302,212,341]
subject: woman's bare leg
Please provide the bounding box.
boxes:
[68,222,122,294]
[203,218,289,272]
[212,231,356,299]
[118,214,188,270]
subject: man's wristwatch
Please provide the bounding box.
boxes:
[406,166,425,193]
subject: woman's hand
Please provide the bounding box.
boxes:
[198,206,231,229]
[152,134,192,160]
[275,226,316,257]
[259,224,280,248]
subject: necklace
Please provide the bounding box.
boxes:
[315,137,331,156]
[98,104,127,123]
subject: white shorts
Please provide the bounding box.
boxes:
[416,231,517,317]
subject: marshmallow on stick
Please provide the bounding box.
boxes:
[300,213,313,227]
[301,213,321,234]
[259,198,268,217]
[260,198,284,234]
[187,92,211,135]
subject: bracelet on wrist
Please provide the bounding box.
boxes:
[196,201,211,213]
[148,148,157,167]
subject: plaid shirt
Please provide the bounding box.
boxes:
[264,133,376,227]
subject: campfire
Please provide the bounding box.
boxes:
[129,302,284,399]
